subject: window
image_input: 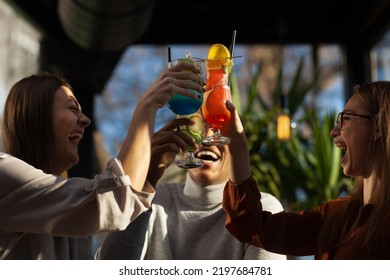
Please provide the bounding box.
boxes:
[95,44,345,157]
[0,0,42,148]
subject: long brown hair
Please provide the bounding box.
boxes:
[318,81,390,253]
[2,72,72,175]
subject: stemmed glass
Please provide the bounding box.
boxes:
[167,53,204,115]
[201,57,233,145]
[166,52,205,168]
[176,111,205,169]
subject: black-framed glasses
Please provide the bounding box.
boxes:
[336,112,371,130]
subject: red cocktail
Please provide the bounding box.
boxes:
[202,55,232,145]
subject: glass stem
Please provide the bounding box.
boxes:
[186,151,195,159]
[213,128,221,136]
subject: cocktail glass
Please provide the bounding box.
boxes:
[167,53,204,115]
[201,57,232,145]
[176,111,205,169]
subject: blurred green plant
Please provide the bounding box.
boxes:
[230,57,353,211]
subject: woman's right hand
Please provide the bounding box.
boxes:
[138,61,204,111]
[147,117,196,187]
[118,62,203,193]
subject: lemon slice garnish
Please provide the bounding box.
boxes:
[206,43,232,72]
[207,43,230,59]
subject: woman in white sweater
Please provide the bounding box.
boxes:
[98,116,286,260]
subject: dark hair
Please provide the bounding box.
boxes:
[2,72,72,173]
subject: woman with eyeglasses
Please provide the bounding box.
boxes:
[221,81,390,259]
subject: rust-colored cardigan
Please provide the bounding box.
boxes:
[222,177,390,259]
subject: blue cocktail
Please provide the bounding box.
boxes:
[167,89,203,115]
[167,53,204,115]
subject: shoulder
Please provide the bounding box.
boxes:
[0,153,44,178]
[0,153,41,171]
[0,153,21,164]
[0,153,58,198]
[316,196,350,214]
[259,192,284,213]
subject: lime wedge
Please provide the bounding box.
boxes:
[187,115,205,138]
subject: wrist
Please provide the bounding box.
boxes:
[228,175,255,186]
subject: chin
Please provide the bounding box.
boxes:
[68,154,80,166]
[342,166,350,176]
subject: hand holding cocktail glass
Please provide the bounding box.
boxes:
[166,51,206,168]
[202,44,233,146]
[167,53,204,115]
[176,111,206,169]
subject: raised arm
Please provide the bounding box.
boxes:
[117,62,203,192]
[222,100,252,183]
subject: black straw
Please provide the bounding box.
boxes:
[229,30,237,59]
[168,46,172,63]
[228,30,237,87]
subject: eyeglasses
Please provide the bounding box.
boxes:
[336,112,371,130]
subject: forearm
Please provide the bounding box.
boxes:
[229,132,252,183]
[223,177,263,245]
[117,101,158,192]
[0,157,154,235]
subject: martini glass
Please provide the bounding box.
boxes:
[176,111,205,169]
[201,57,232,145]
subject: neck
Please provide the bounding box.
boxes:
[363,171,377,205]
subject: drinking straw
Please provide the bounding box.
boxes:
[229,30,237,59]
[168,46,172,63]
[228,30,237,86]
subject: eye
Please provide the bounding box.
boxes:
[342,116,351,122]
[70,106,78,113]
[68,100,81,113]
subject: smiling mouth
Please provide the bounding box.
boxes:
[69,133,83,145]
[335,142,347,156]
[195,150,219,162]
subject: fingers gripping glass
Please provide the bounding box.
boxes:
[336,112,371,129]
[176,111,205,169]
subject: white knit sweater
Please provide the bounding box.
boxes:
[142,174,286,260]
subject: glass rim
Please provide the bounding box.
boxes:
[170,57,205,63]
[204,55,242,61]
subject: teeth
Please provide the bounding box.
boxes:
[70,133,83,138]
[335,142,347,150]
[196,150,219,161]
[69,133,83,144]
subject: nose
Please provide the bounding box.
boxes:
[79,113,91,128]
[330,126,339,138]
